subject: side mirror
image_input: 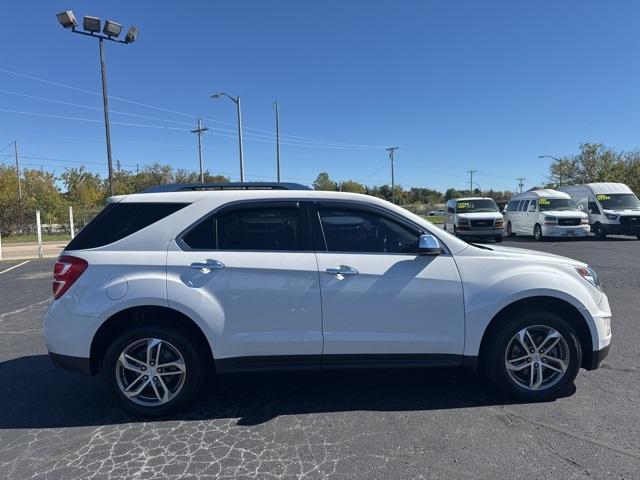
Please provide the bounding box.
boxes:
[418,234,442,255]
[578,204,584,211]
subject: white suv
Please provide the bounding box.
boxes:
[43,183,612,416]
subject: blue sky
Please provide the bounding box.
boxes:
[1,0,639,192]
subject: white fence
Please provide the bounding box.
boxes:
[0,206,84,261]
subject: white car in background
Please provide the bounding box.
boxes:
[504,189,589,241]
[43,183,611,416]
[444,197,504,242]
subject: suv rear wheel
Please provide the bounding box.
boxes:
[484,310,581,401]
[103,325,206,417]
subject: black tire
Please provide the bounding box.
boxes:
[507,222,515,237]
[103,325,206,417]
[483,310,581,401]
[494,235,504,243]
[593,223,607,240]
[533,224,543,241]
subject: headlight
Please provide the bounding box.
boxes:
[575,265,602,291]
[581,217,589,224]
[605,213,618,220]
[543,216,557,224]
[457,218,470,225]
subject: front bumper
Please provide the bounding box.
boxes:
[586,344,610,370]
[456,227,504,238]
[49,352,92,375]
[600,223,640,236]
[542,224,590,237]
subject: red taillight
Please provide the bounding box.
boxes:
[53,255,88,300]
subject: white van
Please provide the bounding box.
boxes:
[444,197,504,242]
[504,189,589,241]
[559,183,640,239]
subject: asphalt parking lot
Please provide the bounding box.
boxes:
[0,237,639,479]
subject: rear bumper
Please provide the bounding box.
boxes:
[49,352,92,375]
[586,344,610,370]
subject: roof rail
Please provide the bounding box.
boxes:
[142,182,312,193]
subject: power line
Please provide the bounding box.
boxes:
[0,67,386,149]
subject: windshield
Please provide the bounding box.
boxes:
[456,199,498,213]
[596,193,640,210]
[538,198,578,212]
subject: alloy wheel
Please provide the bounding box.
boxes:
[504,325,569,391]
[115,338,187,406]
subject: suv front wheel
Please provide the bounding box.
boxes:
[484,311,581,401]
[103,325,205,417]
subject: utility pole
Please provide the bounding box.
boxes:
[14,141,21,200]
[386,147,399,203]
[191,118,209,183]
[466,170,478,193]
[517,177,526,193]
[274,101,281,182]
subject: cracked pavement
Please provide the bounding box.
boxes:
[0,237,639,479]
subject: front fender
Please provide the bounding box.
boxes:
[456,259,603,356]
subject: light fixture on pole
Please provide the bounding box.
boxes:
[56,10,139,196]
[538,154,563,186]
[211,92,245,182]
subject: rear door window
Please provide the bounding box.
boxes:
[67,202,188,250]
[216,202,306,251]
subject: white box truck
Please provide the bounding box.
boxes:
[559,182,640,239]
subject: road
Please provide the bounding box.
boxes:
[0,241,66,261]
[0,237,638,479]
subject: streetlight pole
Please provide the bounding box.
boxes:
[274,101,281,182]
[538,154,563,186]
[98,37,115,196]
[211,92,245,182]
[55,11,139,197]
[386,147,399,203]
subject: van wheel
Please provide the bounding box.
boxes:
[484,310,581,401]
[103,325,205,417]
[507,222,515,236]
[533,224,543,241]
[593,223,607,240]
[494,235,503,243]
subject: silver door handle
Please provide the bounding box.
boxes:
[325,265,359,276]
[189,260,225,273]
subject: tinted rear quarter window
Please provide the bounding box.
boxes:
[67,202,188,250]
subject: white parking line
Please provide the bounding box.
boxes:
[0,260,30,275]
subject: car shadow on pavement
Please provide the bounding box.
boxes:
[0,354,574,429]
